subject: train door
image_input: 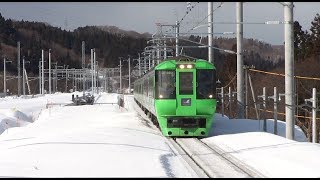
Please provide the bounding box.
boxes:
[176,69,196,116]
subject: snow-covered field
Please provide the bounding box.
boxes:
[0,92,318,177]
[0,93,198,177]
[0,92,84,134]
[204,115,320,178]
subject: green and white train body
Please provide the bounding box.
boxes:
[134,59,216,137]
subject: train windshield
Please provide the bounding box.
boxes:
[196,69,216,99]
[155,70,176,99]
[179,72,193,95]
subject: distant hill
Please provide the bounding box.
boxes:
[0,15,149,75]
[96,25,152,39]
[0,13,149,94]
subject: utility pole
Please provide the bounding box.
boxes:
[144,55,147,74]
[96,50,98,93]
[128,55,131,92]
[249,73,260,120]
[258,87,267,132]
[148,54,151,70]
[72,68,75,91]
[268,87,278,135]
[208,2,213,63]
[274,87,278,135]
[138,53,141,76]
[39,61,41,94]
[221,87,224,117]
[175,21,179,57]
[91,49,94,95]
[156,43,160,65]
[119,57,122,93]
[17,41,21,96]
[24,68,30,95]
[49,49,51,94]
[82,41,85,95]
[3,57,6,96]
[22,56,25,95]
[245,66,249,119]
[51,62,56,93]
[42,49,44,95]
[228,87,232,117]
[151,50,155,67]
[93,49,96,93]
[3,57,11,96]
[237,2,244,119]
[312,88,317,143]
[164,35,167,59]
[104,70,106,92]
[54,63,58,93]
[263,87,267,132]
[284,2,295,140]
[65,65,69,92]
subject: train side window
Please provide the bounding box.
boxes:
[155,70,176,99]
[149,75,154,98]
[144,79,148,96]
[148,75,154,98]
[196,69,216,99]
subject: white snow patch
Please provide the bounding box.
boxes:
[0,93,197,177]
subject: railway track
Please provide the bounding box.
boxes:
[171,137,265,178]
[132,96,264,178]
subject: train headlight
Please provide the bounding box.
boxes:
[209,95,213,98]
[187,64,193,69]
[159,94,163,98]
[179,64,185,69]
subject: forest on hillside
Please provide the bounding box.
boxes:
[0,13,148,76]
[0,12,284,76]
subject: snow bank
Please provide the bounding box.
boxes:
[203,132,320,178]
[211,113,307,142]
[0,108,32,134]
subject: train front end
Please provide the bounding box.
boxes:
[154,59,217,137]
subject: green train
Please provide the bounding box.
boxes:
[133,58,217,137]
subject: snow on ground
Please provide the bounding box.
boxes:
[0,92,83,134]
[210,114,307,142]
[203,114,320,178]
[0,93,198,177]
[0,92,318,177]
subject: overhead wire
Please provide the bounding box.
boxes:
[177,2,199,30]
[249,68,320,81]
[223,74,237,89]
[161,2,223,55]
[249,106,320,120]
[186,2,224,34]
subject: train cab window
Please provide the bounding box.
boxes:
[179,72,193,95]
[196,69,216,99]
[155,70,176,99]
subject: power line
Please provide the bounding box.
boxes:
[186,2,224,34]
[223,74,237,89]
[178,2,199,26]
[249,68,320,81]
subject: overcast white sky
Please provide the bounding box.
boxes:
[0,2,319,45]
